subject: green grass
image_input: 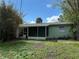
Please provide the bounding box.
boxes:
[0,40,79,59]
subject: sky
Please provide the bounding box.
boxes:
[4,0,61,23]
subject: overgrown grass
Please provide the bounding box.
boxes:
[0,40,79,59]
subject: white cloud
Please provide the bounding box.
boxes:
[46,16,59,23]
[30,21,35,24]
[46,4,52,8]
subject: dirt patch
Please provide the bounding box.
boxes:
[33,43,45,49]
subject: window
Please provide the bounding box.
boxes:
[59,26,65,32]
[38,27,45,37]
[29,27,37,37]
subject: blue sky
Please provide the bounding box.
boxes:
[4,0,61,23]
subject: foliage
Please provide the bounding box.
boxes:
[53,0,79,23]
[0,1,23,42]
[60,0,79,23]
[57,0,79,39]
[58,15,65,22]
[36,17,43,23]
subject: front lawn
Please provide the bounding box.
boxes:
[0,40,79,59]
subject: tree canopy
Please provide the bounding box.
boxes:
[0,1,23,42]
[60,0,79,23]
[36,17,43,23]
[58,0,79,39]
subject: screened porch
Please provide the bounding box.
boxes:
[23,26,48,39]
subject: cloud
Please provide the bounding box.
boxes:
[46,16,59,23]
[30,21,35,24]
[46,4,52,8]
[29,15,60,24]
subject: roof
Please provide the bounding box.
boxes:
[19,23,49,27]
[19,22,73,27]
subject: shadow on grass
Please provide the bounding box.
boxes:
[0,40,34,52]
[0,40,39,59]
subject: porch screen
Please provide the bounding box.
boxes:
[29,27,45,37]
[29,27,37,37]
[38,27,45,37]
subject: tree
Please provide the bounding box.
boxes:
[58,15,64,22]
[36,17,43,23]
[59,0,79,40]
[0,1,23,42]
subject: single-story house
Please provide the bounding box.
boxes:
[17,22,73,40]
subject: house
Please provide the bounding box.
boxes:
[17,22,73,40]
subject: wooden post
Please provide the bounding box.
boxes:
[37,27,38,39]
[16,27,19,38]
[27,27,28,36]
[27,27,29,39]
[45,26,47,37]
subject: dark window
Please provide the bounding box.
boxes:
[24,28,27,34]
[38,27,45,37]
[59,26,65,32]
[29,27,37,37]
[59,26,64,28]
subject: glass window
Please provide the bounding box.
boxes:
[59,26,65,32]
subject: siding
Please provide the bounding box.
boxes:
[48,25,73,38]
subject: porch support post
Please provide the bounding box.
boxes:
[23,27,24,38]
[37,27,38,39]
[27,27,29,37]
[16,27,19,38]
[45,26,47,37]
